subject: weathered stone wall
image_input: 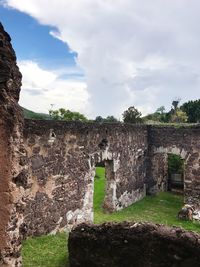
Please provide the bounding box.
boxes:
[147,125,200,207]
[0,23,26,267]
[69,222,200,267]
[22,123,200,236]
[2,21,200,266]
[23,120,148,235]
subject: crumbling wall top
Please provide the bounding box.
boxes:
[0,22,22,104]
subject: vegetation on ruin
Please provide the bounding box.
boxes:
[22,167,200,267]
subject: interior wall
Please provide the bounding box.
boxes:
[2,21,200,266]
[148,125,200,208]
[23,120,148,235]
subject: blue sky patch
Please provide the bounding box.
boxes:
[0,5,77,69]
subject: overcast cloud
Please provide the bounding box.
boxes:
[4,0,200,117]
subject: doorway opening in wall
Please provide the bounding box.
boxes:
[168,154,184,194]
[93,160,114,218]
[93,162,106,214]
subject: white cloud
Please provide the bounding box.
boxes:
[19,60,57,89]
[18,61,90,115]
[4,0,200,117]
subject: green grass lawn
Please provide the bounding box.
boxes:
[22,232,68,267]
[22,167,200,266]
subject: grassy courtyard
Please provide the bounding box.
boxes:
[22,167,200,266]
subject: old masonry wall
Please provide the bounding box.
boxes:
[2,22,200,266]
[69,222,200,267]
[22,122,200,238]
[0,23,26,267]
[23,120,148,235]
[147,125,200,207]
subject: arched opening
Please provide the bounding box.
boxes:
[93,160,115,217]
[168,154,184,193]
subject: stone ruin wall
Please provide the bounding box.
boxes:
[148,125,200,208]
[22,120,148,236]
[0,23,26,267]
[22,122,200,237]
[1,22,200,266]
[22,122,200,239]
[69,222,200,267]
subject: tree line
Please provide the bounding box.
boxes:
[142,99,200,124]
[26,98,200,124]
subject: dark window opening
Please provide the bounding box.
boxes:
[51,132,56,138]
[98,139,108,149]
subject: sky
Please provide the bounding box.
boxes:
[1,0,200,119]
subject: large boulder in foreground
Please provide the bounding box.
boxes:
[69,222,200,267]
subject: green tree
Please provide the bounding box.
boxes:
[122,106,142,124]
[95,116,104,122]
[168,99,187,123]
[181,99,200,123]
[172,100,180,111]
[154,106,168,122]
[143,106,169,123]
[156,106,165,114]
[104,116,118,122]
[95,115,118,123]
[168,154,184,176]
[170,108,188,123]
[49,108,87,122]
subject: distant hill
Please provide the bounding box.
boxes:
[22,107,51,120]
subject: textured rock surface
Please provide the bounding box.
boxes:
[2,21,200,266]
[147,125,200,207]
[21,122,200,236]
[69,222,200,267]
[0,23,25,267]
[23,120,148,234]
